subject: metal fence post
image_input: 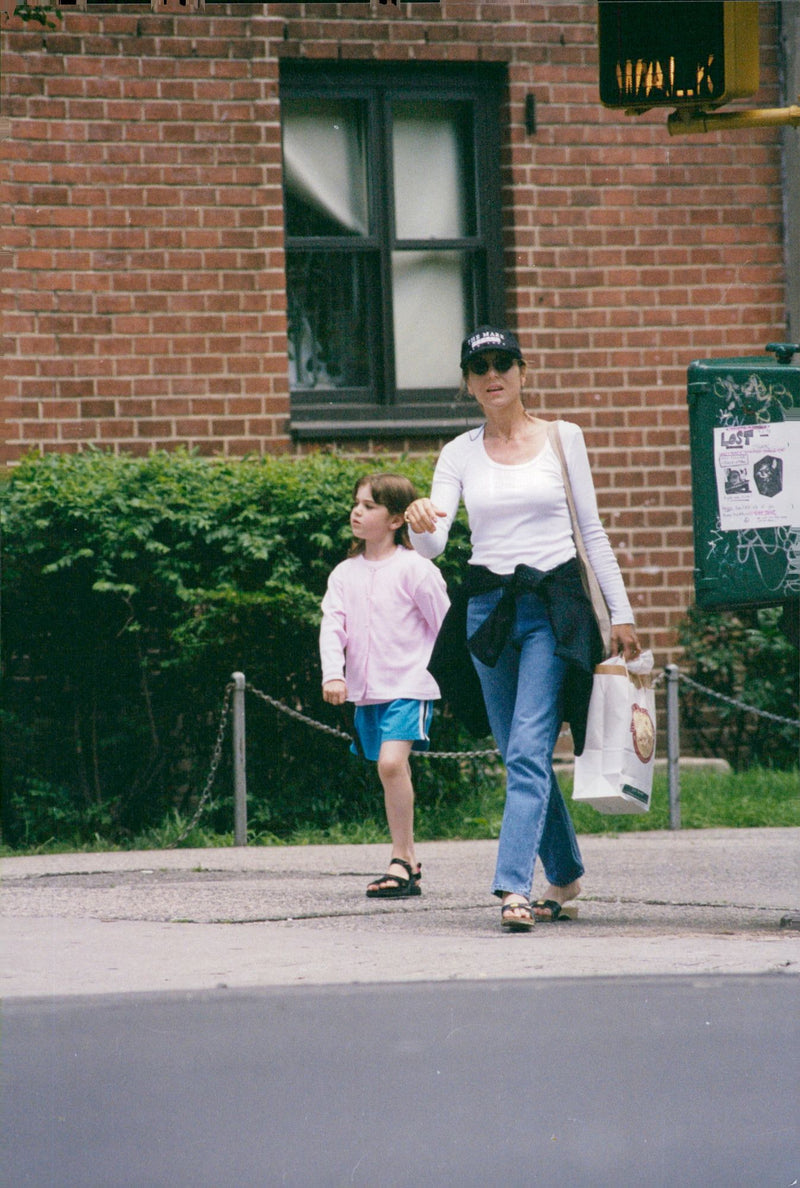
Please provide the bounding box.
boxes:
[232,671,248,846]
[666,664,681,830]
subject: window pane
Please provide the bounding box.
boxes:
[282,99,369,237]
[391,101,474,240]
[287,251,373,391]
[391,250,470,389]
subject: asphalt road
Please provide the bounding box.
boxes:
[2,829,798,1186]
[3,975,798,1187]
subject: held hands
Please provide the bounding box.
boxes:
[403,498,447,534]
[322,679,347,706]
[612,623,642,663]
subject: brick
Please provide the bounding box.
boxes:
[136,420,175,439]
[80,400,116,419]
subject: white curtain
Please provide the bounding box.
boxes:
[392,102,468,239]
[281,100,368,236]
[391,103,469,387]
[392,252,468,389]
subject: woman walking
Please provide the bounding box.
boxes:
[405,326,641,930]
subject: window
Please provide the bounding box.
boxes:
[280,63,506,438]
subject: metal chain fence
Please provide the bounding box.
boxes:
[676,671,800,728]
[246,683,501,759]
[166,680,234,848]
[173,666,798,845]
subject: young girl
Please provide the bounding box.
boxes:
[320,473,450,898]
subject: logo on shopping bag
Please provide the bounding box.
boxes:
[630,703,655,763]
[621,783,650,804]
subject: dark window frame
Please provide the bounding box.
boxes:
[280,61,508,440]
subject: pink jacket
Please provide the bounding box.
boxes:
[320,547,450,705]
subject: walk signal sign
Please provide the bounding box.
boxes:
[598,1,759,112]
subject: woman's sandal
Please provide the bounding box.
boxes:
[500,898,535,932]
[366,859,421,899]
[531,898,578,922]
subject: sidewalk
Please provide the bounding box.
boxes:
[2,828,798,999]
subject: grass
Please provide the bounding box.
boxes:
[292,766,800,846]
[2,766,796,856]
[563,766,800,833]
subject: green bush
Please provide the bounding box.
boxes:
[675,604,799,771]
[1,449,476,848]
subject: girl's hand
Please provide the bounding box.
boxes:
[323,679,347,705]
[404,498,447,534]
[611,623,642,663]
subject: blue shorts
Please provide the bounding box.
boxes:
[352,699,434,762]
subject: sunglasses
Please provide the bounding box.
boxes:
[467,352,517,375]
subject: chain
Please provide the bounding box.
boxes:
[245,668,796,752]
[676,671,800,729]
[176,668,796,843]
[245,683,499,758]
[166,681,234,848]
[245,683,353,740]
[424,747,500,760]
[243,683,576,760]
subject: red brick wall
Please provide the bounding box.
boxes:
[0,1,788,656]
[2,3,289,458]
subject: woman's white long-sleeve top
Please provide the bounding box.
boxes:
[409,420,634,625]
[319,546,450,705]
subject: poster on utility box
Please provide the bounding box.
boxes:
[713,422,800,531]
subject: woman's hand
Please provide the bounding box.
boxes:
[403,498,447,534]
[611,623,642,663]
[322,679,347,706]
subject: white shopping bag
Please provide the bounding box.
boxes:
[572,651,656,814]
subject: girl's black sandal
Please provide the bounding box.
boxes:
[366,859,421,899]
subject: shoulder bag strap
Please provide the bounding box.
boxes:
[547,420,612,657]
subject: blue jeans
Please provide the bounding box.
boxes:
[467,588,585,900]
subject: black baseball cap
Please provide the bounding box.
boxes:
[460,325,523,369]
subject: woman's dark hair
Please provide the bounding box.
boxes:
[348,472,418,556]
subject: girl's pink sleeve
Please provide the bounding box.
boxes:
[413,563,451,636]
[319,569,348,684]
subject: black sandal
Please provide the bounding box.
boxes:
[366,859,421,899]
[501,898,535,931]
[531,898,578,922]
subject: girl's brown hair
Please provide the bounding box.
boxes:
[348,472,418,556]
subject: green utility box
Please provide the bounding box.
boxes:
[687,343,800,609]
